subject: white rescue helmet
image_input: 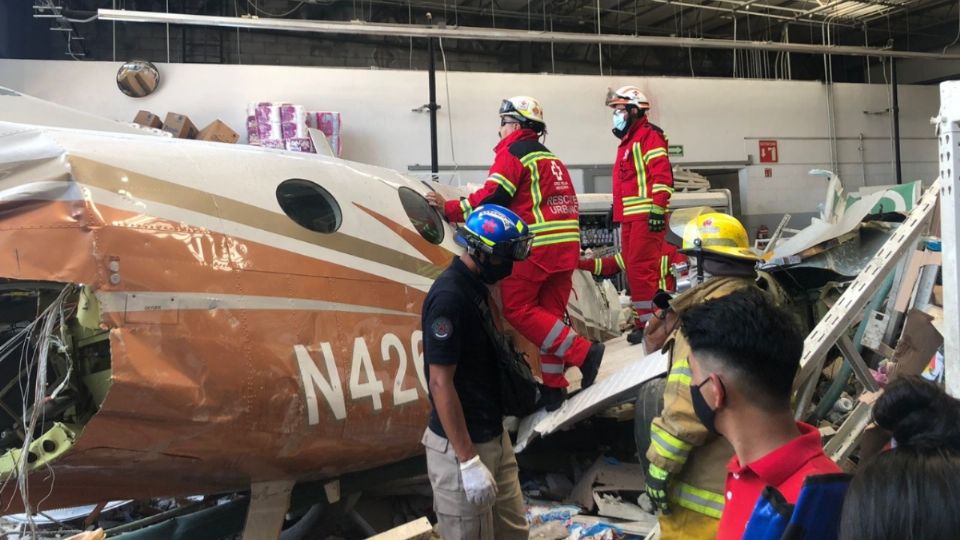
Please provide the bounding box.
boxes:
[605,86,651,110]
[499,96,545,126]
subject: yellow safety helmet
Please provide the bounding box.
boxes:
[672,208,759,261]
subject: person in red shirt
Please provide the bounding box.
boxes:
[676,288,841,540]
[605,86,674,345]
[426,96,604,411]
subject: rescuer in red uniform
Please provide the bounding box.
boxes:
[578,240,685,293]
[426,96,604,411]
[606,86,674,344]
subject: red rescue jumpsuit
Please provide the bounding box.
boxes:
[612,116,674,328]
[578,242,684,292]
[443,129,589,388]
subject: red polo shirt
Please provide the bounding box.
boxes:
[716,422,841,540]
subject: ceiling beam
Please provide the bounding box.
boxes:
[98,8,960,59]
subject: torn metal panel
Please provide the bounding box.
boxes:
[767,171,921,262]
[515,345,668,453]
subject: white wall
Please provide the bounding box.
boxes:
[0,59,939,224]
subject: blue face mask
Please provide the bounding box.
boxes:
[612,110,628,131]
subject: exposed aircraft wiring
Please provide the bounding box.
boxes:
[438,37,460,178]
[0,286,77,535]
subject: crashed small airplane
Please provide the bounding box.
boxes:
[0,88,706,518]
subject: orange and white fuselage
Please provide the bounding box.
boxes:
[0,118,619,510]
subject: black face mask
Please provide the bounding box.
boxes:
[477,258,514,284]
[691,377,720,435]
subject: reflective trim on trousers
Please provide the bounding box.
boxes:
[632,300,654,309]
[659,255,669,290]
[554,331,576,358]
[540,362,565,374]
[540,320,565,354]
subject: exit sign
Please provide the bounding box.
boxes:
[759,140,779,163]
[668,145,684,157]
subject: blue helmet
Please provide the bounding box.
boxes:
[456,204,534,261]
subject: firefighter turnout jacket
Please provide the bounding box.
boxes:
[443,129,580,272]
[612,116,674,223]
[647,273,786,521]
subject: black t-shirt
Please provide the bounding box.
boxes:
[423,257,503,444]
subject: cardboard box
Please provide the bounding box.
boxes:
[162,113,198,139]
[118,71,154,97]
[133,110,163,129]
[197,120,239,144]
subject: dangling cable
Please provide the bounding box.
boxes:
[438,38,459,179]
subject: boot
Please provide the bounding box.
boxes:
[537,384,567,412]
[580,342,605,388]
[626,326,645,345]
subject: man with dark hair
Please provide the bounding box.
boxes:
[679,288,841,540]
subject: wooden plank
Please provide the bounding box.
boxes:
[365,517,433,540]
[241,480,295,540]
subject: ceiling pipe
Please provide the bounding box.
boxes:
[97,8,960,60]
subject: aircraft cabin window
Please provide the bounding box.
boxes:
[276,179,342,234]
[398,187,445,245]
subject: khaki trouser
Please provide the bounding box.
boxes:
[659,505,719,540]
[422,428,528,540]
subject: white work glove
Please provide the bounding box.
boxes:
[459,455,498,506]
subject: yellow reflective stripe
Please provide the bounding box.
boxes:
[643,147,669,164]
[667,358,692,385]
[528,164,546,224]
[519,151,556,166]
[528,219,580,232]
[650,434,688,463]
[459,199,472,221]
[488,173,517,196]
[594,258,602,275]
[653,184,675,194]
[623,206,655,216]
[671,482,725,519]
[651,424,693,453]
[659,255,669,290]
[632,143,647,199]
[623,196,653,205]
[532,232,580,247]
[648,462,670,481]
[615,253,626,271]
